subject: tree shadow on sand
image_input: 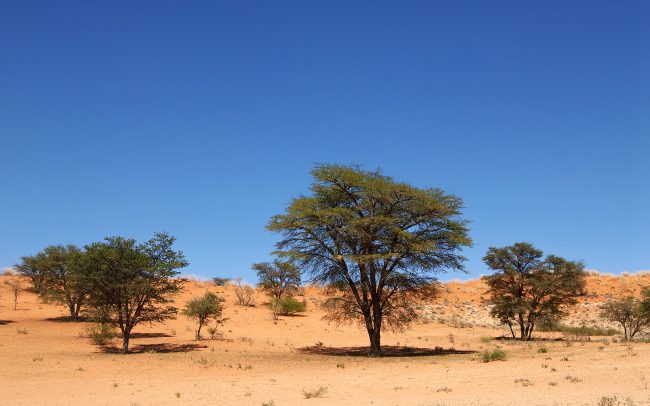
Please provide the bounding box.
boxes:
[45,316,90,323]
[99,343,207,354]
[299,345,477,357]
[494,336,565,342]
[0,319,14,325]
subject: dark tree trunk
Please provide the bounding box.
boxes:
[196,322,203,340]
[122,327,131,353]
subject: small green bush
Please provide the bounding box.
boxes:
[273,296,306,316]
[479,335,492,344]
[479,348,506,362]
[85,323,117,346]
[537,346,548,353]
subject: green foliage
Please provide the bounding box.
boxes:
[16,245,90,319]
[85,323,117,346]
[271,296,306,316]
[182,291,226,340]
[483,243,586,341]
[479,348,506,362]
[538,321,618,336]
[253,259,301,302]
[600,294,650,341]
[267,164,471,354]
[84,232,188,352]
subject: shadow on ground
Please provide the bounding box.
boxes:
[45,316,89,323]
[100,343,207,354]
[299,345,477,357]
[0,319,14,325]
[494,336,565,342]
[127,332,174,339]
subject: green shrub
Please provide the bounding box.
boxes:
[85,323,117,346]
[479,335,492,344]
[479,348,506,362]
[538,321,618,336]
[273,296,306,316]
[537,346,548,353]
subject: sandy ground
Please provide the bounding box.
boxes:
[1,274,649,406]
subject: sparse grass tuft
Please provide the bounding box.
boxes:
[597,395,634,406]
[17,327,28,334]
[537,346,548,353]
[436,387,453,393]
[302,386,328,399]
[479,335,492,344]
[565,374,582,383]
[514,378,533,387]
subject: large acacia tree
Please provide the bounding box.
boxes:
[483,242,586,340]
[268,164,471,355]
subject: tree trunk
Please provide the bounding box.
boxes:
[196,322,203,340]
[122,327,131,353]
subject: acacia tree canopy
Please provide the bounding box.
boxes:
[268,164,471,355]
[483,242,586,340]
[253,259,301,301]
[182,291,225,340]
[18,245,90,320]
[85,232,188,353]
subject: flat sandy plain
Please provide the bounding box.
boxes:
[1,273,649,406]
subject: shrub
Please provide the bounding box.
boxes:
[234,280,255,307]
[598,396,634,406]
[538,321,618,337]
[273,296,306,316]
[85,323,117,346]
[212,277,230,287]
[480,348,506,362]
[537,346,548,353]
[479,335,492,344]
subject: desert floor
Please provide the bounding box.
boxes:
[1,274,649,406]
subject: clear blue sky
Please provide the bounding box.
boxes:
[1,1,648,282]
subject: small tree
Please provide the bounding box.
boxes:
[182,291,226,340]
[600,294,650,341]
[483,243,586,340]
[253,260,301,301]
[16,245,90,320]
[5,278,22,310]
[85,233,187,353]
[253,259,301,319]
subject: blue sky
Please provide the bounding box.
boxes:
[1,1,648,282]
